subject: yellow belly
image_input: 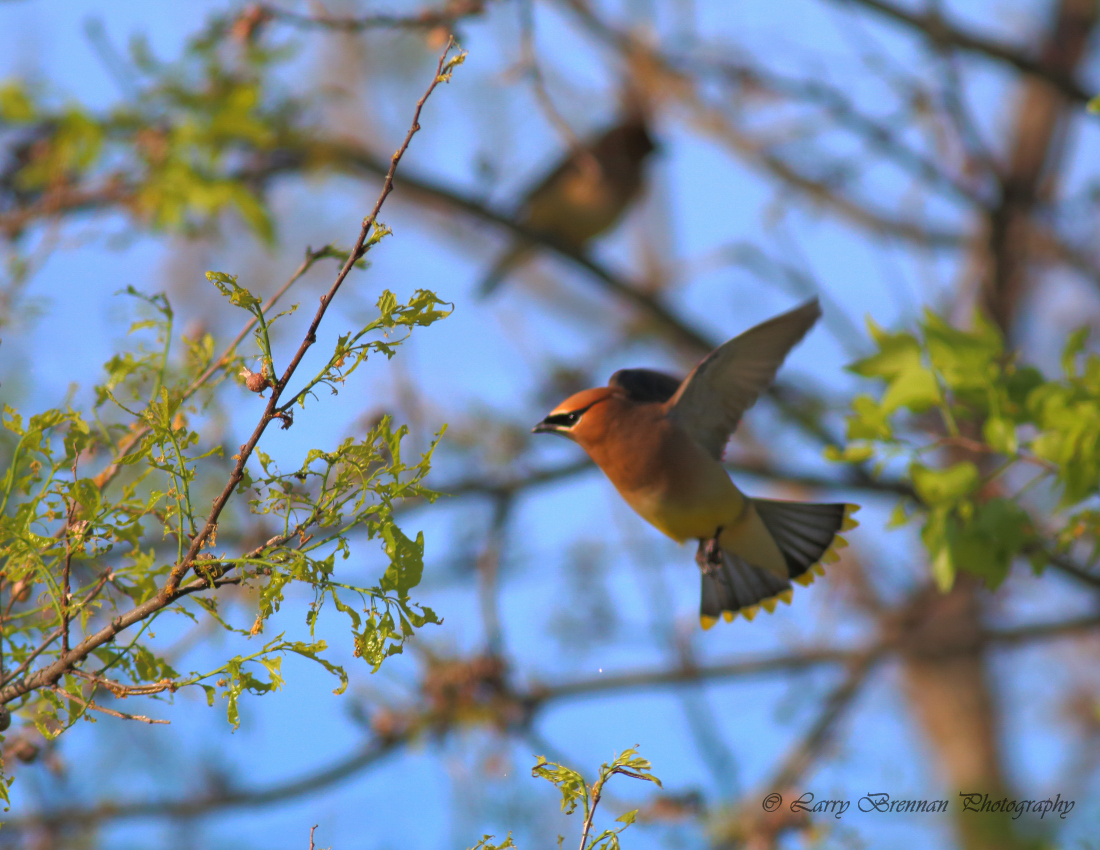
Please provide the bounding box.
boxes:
[621,468,745,544]
[581,406,747,545]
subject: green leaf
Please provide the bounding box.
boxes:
[887,499,912,529]
[849,320,939,413]
[824,443,873,464]
[615,810,638,825]
[911,461,980,506]
[228,183,274,243]
[962,498,1029,589]
[0,81,35,122]
[605,747,662,789]
[376,290,398,320]
[284,640,349,696]
[69,477,102,516]
[134,645,179,682]
[845,395,892,441]
[1062,327,1090,378]
[982,417,1017,455]
[468,835,516,850]
[923,309,1003,396]
[206,270,261,311]
[531,755,588,815]
[378,525,425,599]
[1003,365,1044,413]
[931,543,955,592]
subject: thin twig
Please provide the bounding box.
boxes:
[764,649,880,791]
[0,571,111,689]
[6,736,399,829]
[62,470,77,656]
[1043,553,1100,589]
[165,38,462,597]
[91,247,332,495]
[984,612,1100,644]
[0,629,65,693]
[539,646,859,703]
[265,0,485,32]
[50,684,169,725]
[558,0,968,250]
[477,495,511,656]
[930,434,1058,472]
[517,0,589,157]
[578,782,600,850]
[69,669,177,697]
[824,0,1092,103]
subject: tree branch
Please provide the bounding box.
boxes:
[824,0,1092,103]
[6,611,1094,832]
[264,0,485,32]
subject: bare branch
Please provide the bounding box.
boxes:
[264,0,485,33]
[765,649,880,792]
[823,0,1093,103]
[6,610,1094,832]
[50,685,169,726]
[558,0,970,250]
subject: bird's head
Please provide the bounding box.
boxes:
[532,386,617,443]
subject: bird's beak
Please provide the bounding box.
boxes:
[533,417,574,438]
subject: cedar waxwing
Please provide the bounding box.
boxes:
[533,299,858,628]
[478,115,656,296]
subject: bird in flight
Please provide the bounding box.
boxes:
[533,299,858,628]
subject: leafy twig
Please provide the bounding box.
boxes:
[532,747,662,850]
[0,40,464,709]
[50,684,169,726]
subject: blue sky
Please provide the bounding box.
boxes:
[2,1,1098,849]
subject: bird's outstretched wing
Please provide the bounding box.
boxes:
[666,299,821,458]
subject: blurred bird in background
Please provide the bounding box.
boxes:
[533,299,858,628]
[477,112,656,296]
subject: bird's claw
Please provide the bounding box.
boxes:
[695,529,724,575]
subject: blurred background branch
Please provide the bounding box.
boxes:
[2,0,1099,849]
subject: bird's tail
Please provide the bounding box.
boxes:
[699,501,858,629]
[477,242,533,297]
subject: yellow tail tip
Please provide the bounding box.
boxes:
[702,592,797,629]
[840,505,860,531]
[821,530,850,564]
[795,572,816,586]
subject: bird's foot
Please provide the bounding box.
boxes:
[695,529,724,575]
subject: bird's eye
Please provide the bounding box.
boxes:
[545,410,582,428]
